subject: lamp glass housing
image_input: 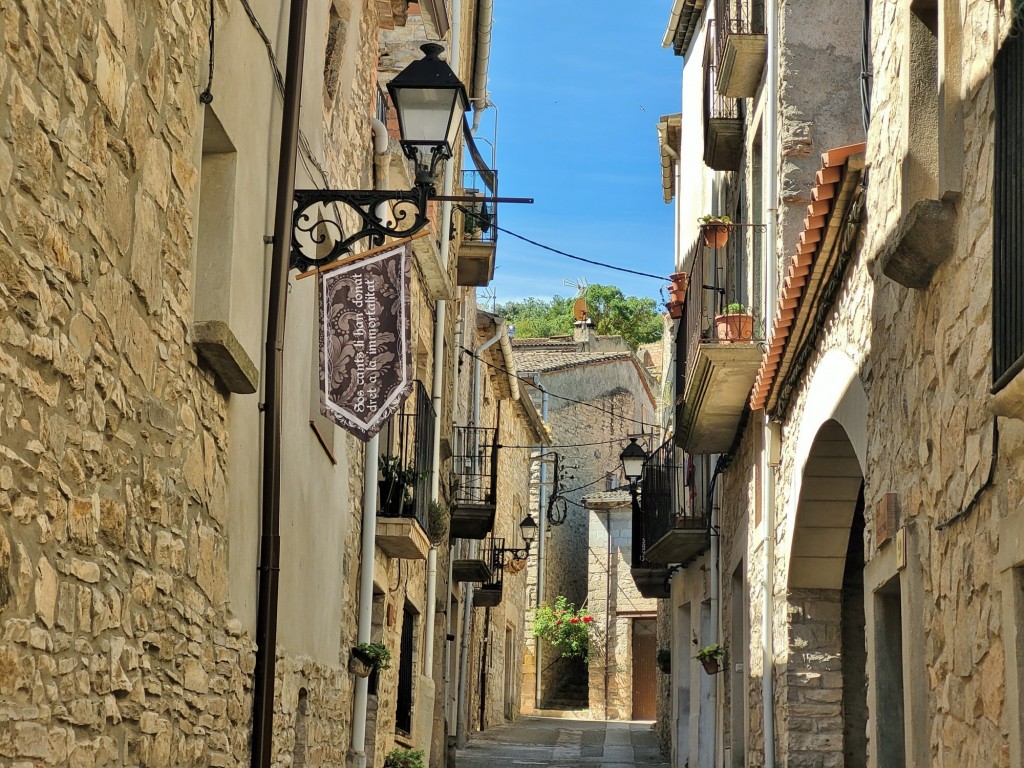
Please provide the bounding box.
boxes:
[387,43,469,164]
[519,514,538,546]
[620,438,647,484]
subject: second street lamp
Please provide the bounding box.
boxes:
[496,513,539,567]
[620,437,648,487]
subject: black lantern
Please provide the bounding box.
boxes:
[387,43,469,182]
[620,437,648,486]
[519,513,538,547]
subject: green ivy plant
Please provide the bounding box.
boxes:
[383,747,425,768]
[531,596,594,660]
[698,214,732,225]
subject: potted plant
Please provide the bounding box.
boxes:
[657,648,672,674]
[666,300,684,320]
[378,455,425,517]
[715,302,754,342]
[349,642,391,678]
[694,643,725,675]
[699,214,732,248]
[384,748,425,768]
[427,499,448,545]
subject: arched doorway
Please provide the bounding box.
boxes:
[785,420,867,767]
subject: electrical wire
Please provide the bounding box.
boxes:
[460,346,654,430]
[459,207,671,282]
[200,0,215,104]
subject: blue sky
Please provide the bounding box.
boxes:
[472,3,681,310]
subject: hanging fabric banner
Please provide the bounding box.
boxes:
[318,243,412,441]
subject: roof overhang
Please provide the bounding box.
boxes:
[750,143,867,414]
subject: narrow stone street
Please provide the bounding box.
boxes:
[456,717,668,768]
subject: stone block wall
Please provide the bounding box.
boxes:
[586,503,658,720]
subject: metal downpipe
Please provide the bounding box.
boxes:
[251,1,307,765]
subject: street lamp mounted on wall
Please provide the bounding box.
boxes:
[290,43,469,271]
[495,513,539,568]
[619,437,648,489]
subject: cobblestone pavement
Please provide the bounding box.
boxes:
[456,717,669,768]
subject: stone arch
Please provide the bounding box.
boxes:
[783,418,867,767]
[788,420,864,590]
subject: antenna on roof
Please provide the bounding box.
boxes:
[563,278,592,327]
[481,287,497,312]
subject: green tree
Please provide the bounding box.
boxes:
[496,284,662,349]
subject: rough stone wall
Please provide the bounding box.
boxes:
[536,383,643,703]
[586,504,658,720]
[0,0,264,764]
[655,600,672,756]
[856,3,1023,762]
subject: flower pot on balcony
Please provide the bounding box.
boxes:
[667,300,684,320]
[714,313,753,342]
[702,224,730,249]
[668,272,689,303]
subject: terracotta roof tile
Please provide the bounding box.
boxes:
[750,142,866,411]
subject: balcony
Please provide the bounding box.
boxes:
[452,536,496,584]
[473,539,505,607]
[448,425,498,539]
[635,440,710,567]
[703,23,743,171]
[376,382,435,560]
[716,0,767,98]
[675,225,765,454]
[457,169,498,287]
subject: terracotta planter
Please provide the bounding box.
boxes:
[667,301,684,319]
[348,648,374,678]
[699,657,721,675]
[702,223,730,249]
[715,313,753,342]
[668,272,689,302]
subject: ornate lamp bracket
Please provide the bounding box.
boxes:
[290,183,433,272]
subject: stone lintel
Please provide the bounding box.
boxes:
[192,320,259,394]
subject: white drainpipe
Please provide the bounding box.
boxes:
[456,320,504,746]
[350,114,394,768]
[351,436,378,768]
[762,0,780,756]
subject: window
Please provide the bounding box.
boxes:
[993,28,1024,390]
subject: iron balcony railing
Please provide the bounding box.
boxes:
[635,439,710,565]
[716,0,765,58]
[379,381,435,532]
[703,22,739,124]
[449,425,499,508]
[460,169,498,248]
[675,223,766,397]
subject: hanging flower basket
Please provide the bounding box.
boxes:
[699,216,732,249]
[694,643,724,675]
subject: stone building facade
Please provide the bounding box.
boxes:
[583,490,660,721]
[0,1,527,766]
[512,329,657,713]
[653,0,1024,766]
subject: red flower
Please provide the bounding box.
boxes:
[555,620,561,626]
[569,617,580,624]
[582,615,593,623]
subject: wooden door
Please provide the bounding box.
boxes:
[632,618,657,720]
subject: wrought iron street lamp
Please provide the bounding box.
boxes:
[290,43,468,270]
[495,513,538,567]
